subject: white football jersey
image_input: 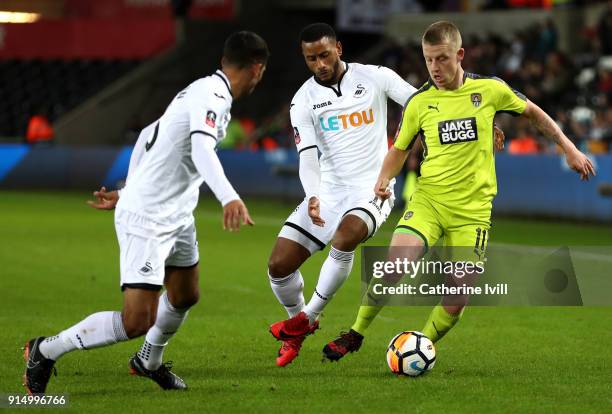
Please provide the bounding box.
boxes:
[117,70,233,229]
[290,62,416,188]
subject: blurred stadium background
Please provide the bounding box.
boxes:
[0,0,610,221]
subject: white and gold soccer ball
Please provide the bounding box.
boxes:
[386,331,436,376]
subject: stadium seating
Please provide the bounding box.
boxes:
[0,59,140,138]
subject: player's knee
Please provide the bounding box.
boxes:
[268,255,295,278]
[331,229,361,252]
[171,290,200,309]
[442,303,465,315]
[122,311,155,339]
[333,216,368,251]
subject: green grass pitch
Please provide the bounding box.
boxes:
[0,191,610,413]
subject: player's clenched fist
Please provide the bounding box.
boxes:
[374,177,392,200]
[223,199,255,231]
[308,196,325,227]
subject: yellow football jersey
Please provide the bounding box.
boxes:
[395,73,527,211]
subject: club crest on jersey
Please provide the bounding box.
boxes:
[205,110,217,128]
[404,211,413,220]
[293,127,301,145]
[438,117,478,144]
[353,83,367,98]
[320,108,374,132]
[471,93,482,107]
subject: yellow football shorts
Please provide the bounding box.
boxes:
[394,190,491,261]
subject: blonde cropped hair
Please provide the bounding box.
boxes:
[422,21,462,50]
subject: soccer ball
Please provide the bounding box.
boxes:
[386,331,436,376]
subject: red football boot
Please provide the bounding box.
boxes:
[276,336,305,367]
[269,311,318,340]
[274,319,320,367]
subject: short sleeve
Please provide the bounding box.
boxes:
[394,99,420,150]
[492,78,527,116]
[290,95,318,154]
[188,91,229,143]
[373,65,417,106]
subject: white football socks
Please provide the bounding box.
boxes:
[269,269,305,317]
[138,291,189,371]
[304,247,354,324]
[39,311,128,361]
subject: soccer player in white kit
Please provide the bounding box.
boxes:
[23,31,269,394]
[267,23,418,367]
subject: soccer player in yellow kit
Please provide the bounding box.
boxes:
[322,20,595,361]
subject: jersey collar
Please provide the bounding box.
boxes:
[214,69,233,98]
[314,61,349,97]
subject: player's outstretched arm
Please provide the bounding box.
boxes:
[522,100,596,180]
[375,146,409,200]
[87,186,119,210]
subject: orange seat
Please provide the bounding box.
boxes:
[26,115,54,143]
[587,140,608,155]
[508,136,539,154]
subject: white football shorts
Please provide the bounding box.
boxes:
[278,182,395,254]
[114,209,199,290]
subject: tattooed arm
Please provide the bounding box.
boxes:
[522,100,596,180]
